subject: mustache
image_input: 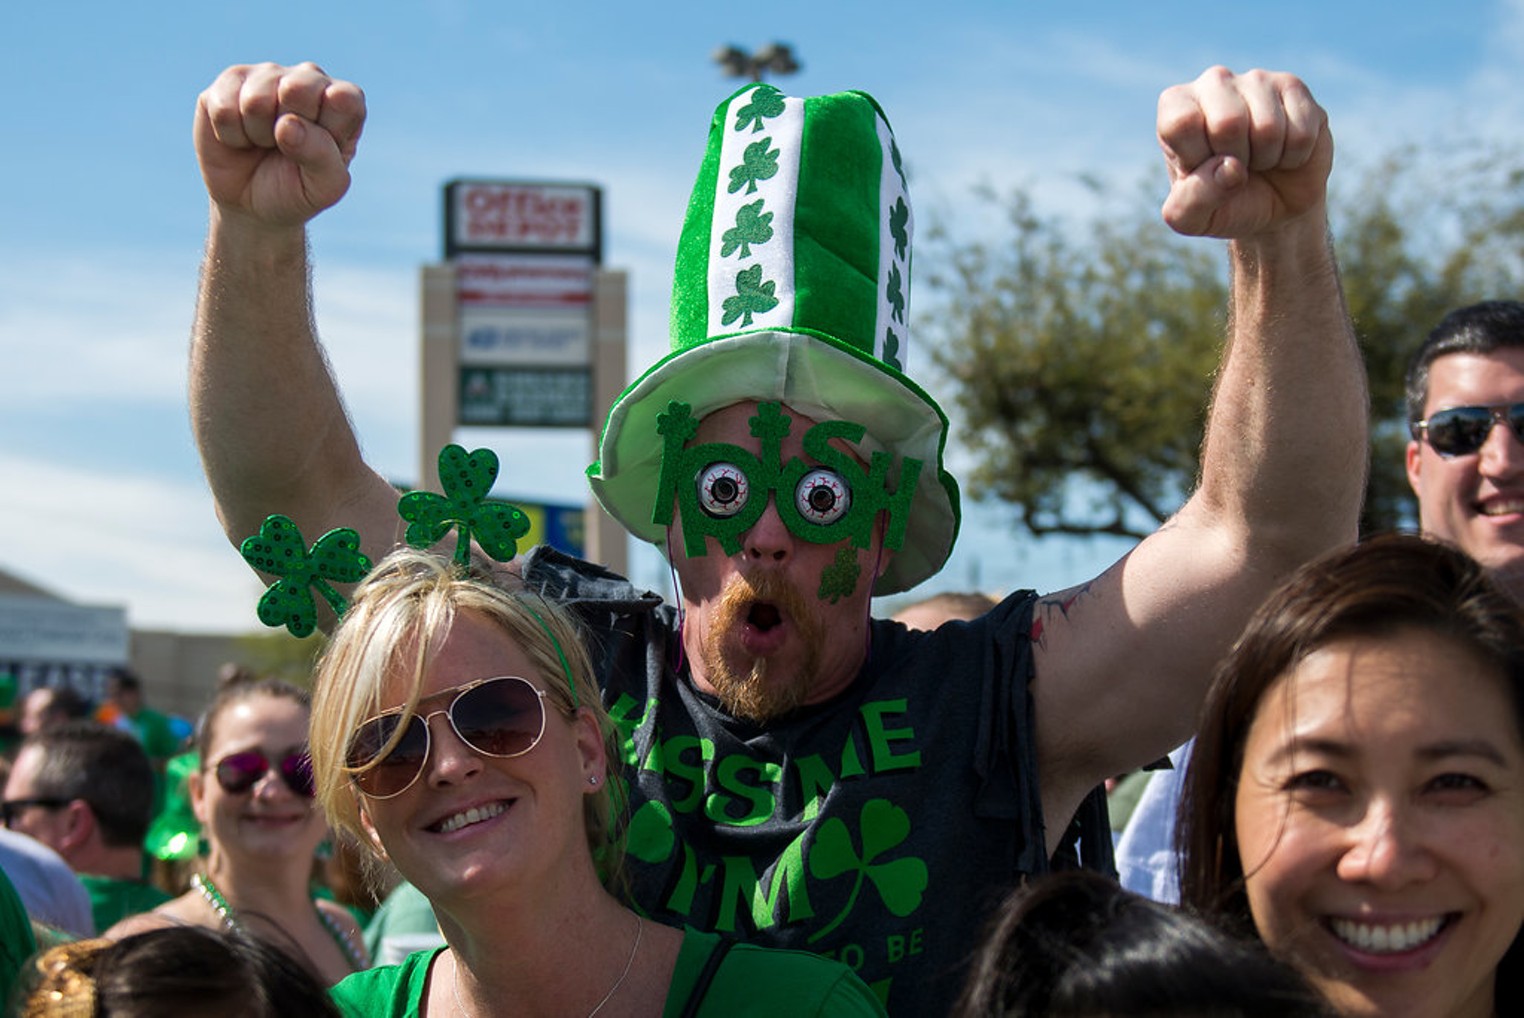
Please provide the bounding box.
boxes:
[702,570,823,722]
[713,571,817,634]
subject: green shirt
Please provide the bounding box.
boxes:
[127,707,182,761]
[0,864,37,1013]
[78,874,171,933]
[330,928,885,1017]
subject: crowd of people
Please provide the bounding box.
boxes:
[0,53,1520,1018]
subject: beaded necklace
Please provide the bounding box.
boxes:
[192,872,368,972]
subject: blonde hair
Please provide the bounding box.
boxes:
[309,548,625,890]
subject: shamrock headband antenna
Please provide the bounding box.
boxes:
[240,444,578,703]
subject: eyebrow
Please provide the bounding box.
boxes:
[1268,737,1513,769]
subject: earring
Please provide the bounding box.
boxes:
[588,775,599,786]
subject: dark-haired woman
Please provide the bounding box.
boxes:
[1179,534,1524,1017]
[106,677,367,984]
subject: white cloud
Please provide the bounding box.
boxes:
[0,251,198,408]
[0,452,263,633]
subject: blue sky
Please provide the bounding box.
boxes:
[2,1,1518,633]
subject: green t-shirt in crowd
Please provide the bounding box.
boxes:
[0,864,38,1014]
[330,928,885,1017]
[78,874,171,933]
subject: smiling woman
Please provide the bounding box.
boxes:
[104,676,369,984]
[310,547,885,1018]
[1178,534,1524,1018]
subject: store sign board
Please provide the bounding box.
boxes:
[0,594,128,664]
[445,180,601,258]
[459,366,592,428]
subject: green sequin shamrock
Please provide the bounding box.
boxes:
[806,799,928,942]
[818,547,861,603]
[397,445,531,565]
[240,515,372,638]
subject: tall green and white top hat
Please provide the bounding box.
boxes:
[588,82,959,595]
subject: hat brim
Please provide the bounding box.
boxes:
[587,328,959,595]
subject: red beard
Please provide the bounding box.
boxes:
[698,570,824,722]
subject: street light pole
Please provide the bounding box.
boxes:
[712,42,802,83]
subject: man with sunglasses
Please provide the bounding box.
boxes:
[1406,301,1524,599]
[186,63,1366,1012]
[2,721,170,932]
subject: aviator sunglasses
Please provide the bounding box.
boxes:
[344,676,556,799]
[214,749,316,798]
[1412,402,1524,457]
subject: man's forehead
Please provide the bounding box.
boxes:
[1426,348,1524,409]
[3,745,42,793]
[692,401,877,467]
[694,400,819,438]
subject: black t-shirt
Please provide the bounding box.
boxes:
[524,546,1086,1015]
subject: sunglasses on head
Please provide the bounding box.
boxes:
[344,676,555,800]
[1412,402,1524,457]
[214,749,315,798]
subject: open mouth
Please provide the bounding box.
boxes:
[747,601,783,631]
[1328,915,1451,954]
[430,801,508,835]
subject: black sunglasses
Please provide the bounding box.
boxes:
[0,797,71,828]
[1412,402,1524,457]
[214,749,315,798]
[345,676,554,800]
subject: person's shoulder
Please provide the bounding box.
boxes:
[0,828,94,937]
[101,905,179,940]
[317,896,363,934]
[330,948,442,1016]
[520,545,663,608]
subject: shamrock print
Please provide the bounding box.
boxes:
[807,799,928,942]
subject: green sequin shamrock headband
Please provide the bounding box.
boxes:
[240,444,577,705]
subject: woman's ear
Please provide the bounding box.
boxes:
[573,708,609,793]
[188,769,208,826]
[357,801,390,861]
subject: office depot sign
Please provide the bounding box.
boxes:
[445,180,601,258]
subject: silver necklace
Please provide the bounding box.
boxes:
[451,914,643,1018]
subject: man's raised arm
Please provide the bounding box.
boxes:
[190,62,403,564]
[1030,67,1368,847]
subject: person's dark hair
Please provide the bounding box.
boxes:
[106,668,142,695]
[194,674,311,761]
[25,686,91,725]
[1177,533,1524,1011]
[1405,300,1524,423]
[19,722,156,847]
[21,926,340,1017]
[953,869,1331,1017]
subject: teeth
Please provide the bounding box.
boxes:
[1481,499,1524,515]
[1330,916,1444,953]
[435,802,506,834]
